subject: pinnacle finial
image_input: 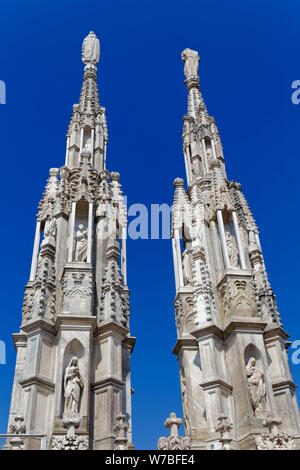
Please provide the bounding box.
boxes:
[82,31,100,66]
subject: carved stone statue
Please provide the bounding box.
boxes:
[181,377,191,436]
[225,231,238,268]
[82,31,100,66]
[182,249,193,286]
[41,217,56,246]
[113,414,128,450]
[75,224,88,262]
[64,357,84,415]
[181,48,200,79]
[246,357,267,415]
[83,137,91,153]
[248,230,257,247]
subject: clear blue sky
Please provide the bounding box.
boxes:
[0,0,300,450]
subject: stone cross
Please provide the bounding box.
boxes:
[255,414,295,450]
[164,412,182,437]
[157,413,191,450]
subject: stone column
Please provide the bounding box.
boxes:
[232,211,246,269]
[172,238,180,290]
[79,128,84,155]
[211,139,217,160]
[255,233,262,251]
[174,229,184,287]
[90,128,95,167]
[211,220,223,274]
[87,203,94,263]
[68,202,76,262]
[216,210,230,269]
[121,226,127,285]
[103,141,107,170]
[29,221,41,281]
[183,148,192,186]
[65,136,70,167]
[201,139,209,174]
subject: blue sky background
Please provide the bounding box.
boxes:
[0,0,300,450]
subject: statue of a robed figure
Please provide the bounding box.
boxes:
[63,357,84,417]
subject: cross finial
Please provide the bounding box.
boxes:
[164,412,182,437]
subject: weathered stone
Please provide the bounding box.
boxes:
[5,31,134,451]
[170,48,300,450]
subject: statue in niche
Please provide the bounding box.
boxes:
[82,137,91,153]
[64,357,84,415]
[75,224,88,262]
[99,113,106,134]
[192,225,203,247]
[41,217,56,246]
[246,357,267,415]
[181,48,199,78]
[248,230,257,247]
[182,249,193,286]
[225,231,239,268]
[82,31,100,66]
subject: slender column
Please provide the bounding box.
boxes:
[211,220,223,274]
[68,202,76,262]
[90,128,95,167]
[183,150,190,186]
[29,221,41,281]
[79,128,84,154]
[216,210,230,269]
[255,233,262,251]
[201,139,209,174]
[172,237,179,290]
[87,202,93,263]
[64,136,70,167]
[103,141,107,170]
[211,139,217,160]
[232,211,246,269]
[121,225,127,285]
[174,229,184,287]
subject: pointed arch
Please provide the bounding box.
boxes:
[60,338,85,417]
[244,343,262,367]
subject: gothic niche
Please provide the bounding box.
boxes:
[82,125,92,156]
[61,339,85,422]
[204,136,213,162]
[74,200,88,262]
[63,357,84,418]
[223,214,239,269]
[245,345,268,417]
[225,231,238,268]
[190,132,204,178]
